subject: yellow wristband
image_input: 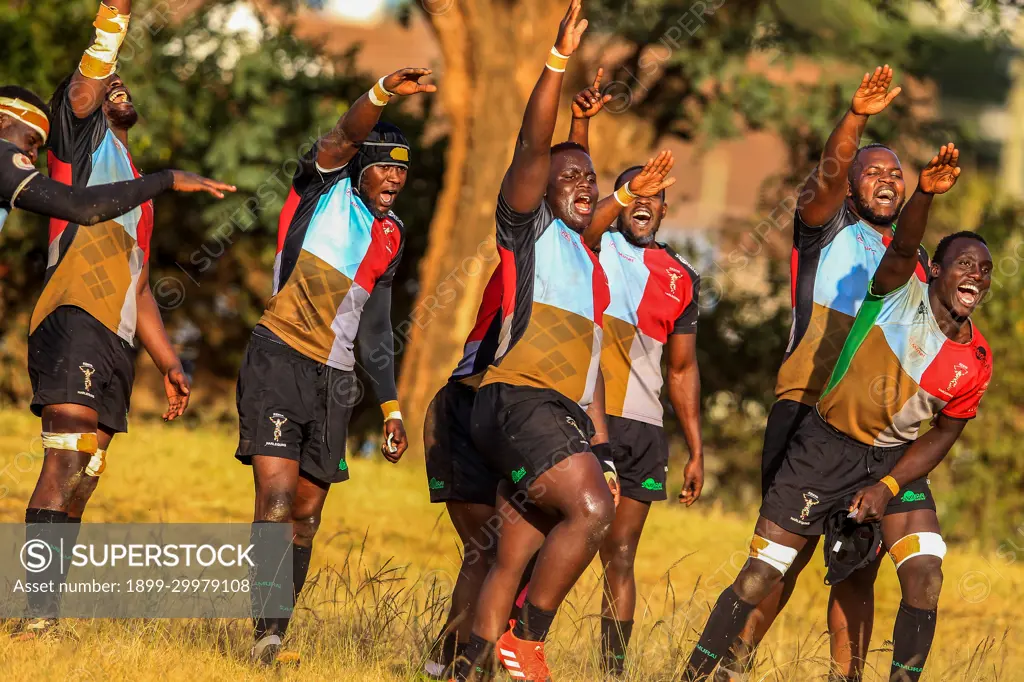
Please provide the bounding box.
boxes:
[880,475,900,497]
[613,182,636,207]
[381,400,401,420]
[545,47,569,73]
[369,77,393,107]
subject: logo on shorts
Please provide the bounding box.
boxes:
[901,490,926,503]
[791,491,820,526]
[78,363,96,398]
[264,413,290,448]
[641,478,664,491]
[565,416,587,444]
[338,460,348,472]
[510,467,527,484]
[428,477,445,490]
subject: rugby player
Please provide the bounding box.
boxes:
[717,66,931,681]
[17,0,234,640]
[567,108,702,675]
[423,78,674,678]
[682,143,989,682]
[235,67,434,665]
[1,85,230,235]
[448,1,618,678]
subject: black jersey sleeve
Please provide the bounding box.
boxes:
[355,221,405,406]
[15,169,174,226]
[495,191,553,250]
[664,245,701,335]
[794,202,854,252]
[48,76,109,175]
[292,145,349,195]
[0,144,41,205]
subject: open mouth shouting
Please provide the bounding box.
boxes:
[630,205,653,229]
[955,280,981,309]
[108,86,131,105]
[573,192,593,216]
[874,186,896,206]
[379,188,398,209]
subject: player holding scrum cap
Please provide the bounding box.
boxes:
[16,0,234,640]
[235,68,434,666]
[683,144,990,682]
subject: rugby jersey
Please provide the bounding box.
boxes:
[478,194,609,407]
[775,203,928,405]
[450,264,504,388]
[31,76,155,344]
[258,148,405,371]
[0,140,40,234]
[598,231,699,426]
[818,278,992,446]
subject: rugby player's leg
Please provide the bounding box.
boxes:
[446,502,499,645]
[251,454,300,647]
[827,552,882,680]
[458,482,550,680]
[598,496,650,675]
[881,509,944,682]
[274,471,329,643]
[684,517,809,681]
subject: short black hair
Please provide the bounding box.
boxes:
[932,230,988,266]
[0,85,49,118]
[615,164,667,200]
[550,141,587,156]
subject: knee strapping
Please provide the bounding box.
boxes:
[889,532,946,570]
[749,534,799,575]
[42,432,98,454]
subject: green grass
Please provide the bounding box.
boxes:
[0,409,1020,680]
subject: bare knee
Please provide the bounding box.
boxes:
[578,490,615,545]
[258,491,294,523]
[899,558,943,610]
[734,561,782,604]
[601,535,638,580]
[291,511,321,546]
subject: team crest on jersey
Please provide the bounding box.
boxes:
[12,153,33,171]
[947,363,970,392]
[666,267,683,301]
[975,346,988,364]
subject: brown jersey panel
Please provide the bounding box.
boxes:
[775,303,857,405]
[600,314,637,419]
[480,302,595,403]
[30,220,136,335]
[816,327,918,444]
[259,249,353,362]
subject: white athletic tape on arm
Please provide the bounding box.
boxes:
[889,532,947,570]
[385,411,403,422]
[41,432,98,454]
[749,534,799,575]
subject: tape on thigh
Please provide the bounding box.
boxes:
[889,532,947,570]
[41,432,98,454]
[85,448,107,477]
[750,534,799,575]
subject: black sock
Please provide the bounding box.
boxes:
[25,508,69,619]
[717,637,755,676]
[250,521,290,640]
[513,599,556,642]
[600,617,633,675]
[454,633,494,681]
[431,628,459,666]
[684,586,755,681]
[889,601,936,682]
[275,542,312,638]
[508,553,538,624]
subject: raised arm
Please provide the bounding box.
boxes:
[872,143,960,296]
[567,68,611,154]
[582,151,676,251]
[500,0,588,213]
[13,169,234,226]
[798,66,901,227]
[665,309,703,506]
[316,68,435,172]
[70,0,132,118]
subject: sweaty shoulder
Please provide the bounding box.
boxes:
[794,201,857,252]
[660,242,700,279]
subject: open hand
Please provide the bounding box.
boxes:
[382,68,437,97]
[170,171,236,199]
[628,150,677,197]
[572,68,612,119]
[554,0,588,57]
[918,143,961,195]
[850,65,901,116]
[163,365,191,421]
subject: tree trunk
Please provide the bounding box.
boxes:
[400,0,657,450]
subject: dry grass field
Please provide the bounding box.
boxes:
[0,409,1020,681]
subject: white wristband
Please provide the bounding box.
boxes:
[385,411,403,422]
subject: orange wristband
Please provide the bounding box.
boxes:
[880,475,900,497]
[545,47,569,73]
